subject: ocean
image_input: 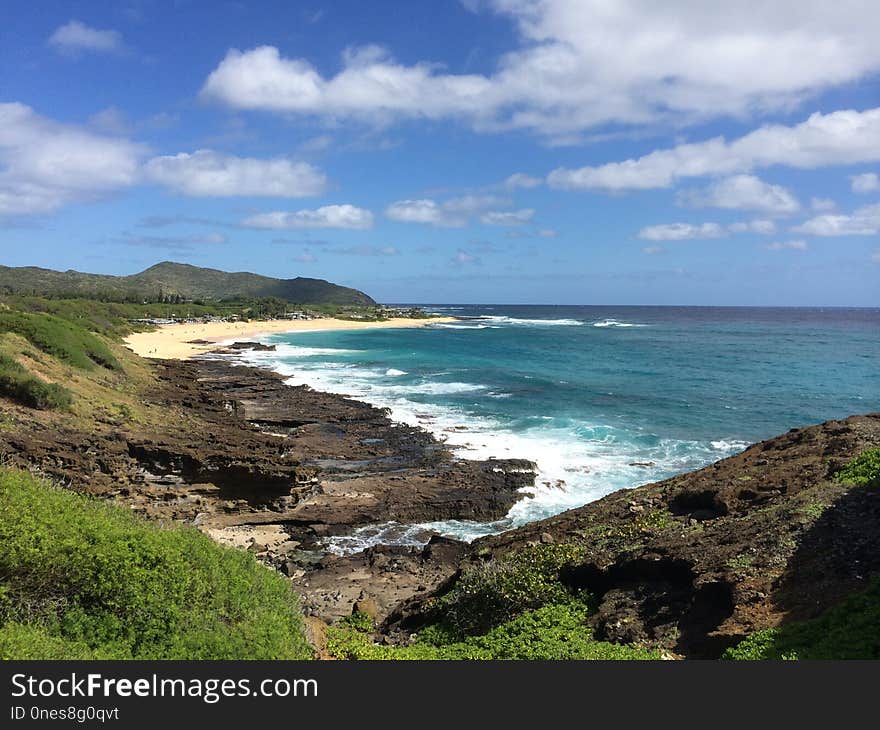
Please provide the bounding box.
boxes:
[236,305,880,552]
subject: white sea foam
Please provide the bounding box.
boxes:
[478,316,583,327]
[248,343,363,358]
[591,319,646,328]
[434,323,490,329]
[241,338,748,553]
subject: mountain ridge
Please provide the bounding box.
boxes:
[0,261,376,305]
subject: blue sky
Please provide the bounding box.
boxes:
[1,0,879,305]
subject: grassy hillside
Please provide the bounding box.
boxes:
[0,467,312,660]
[0,261,376,306]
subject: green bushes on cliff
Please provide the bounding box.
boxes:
[0,467,312,660]
[327,602,660,660]
[0,311,120,371]
[835,448,880,488]
[724,577,880,660]
[433,544,588,636]
[0,355,73,410]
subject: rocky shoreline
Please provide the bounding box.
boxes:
[385,413,880,657]
[3,345,878,658]
[0,352,536,624]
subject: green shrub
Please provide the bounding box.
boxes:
[0,354,73,410]
[0,467,312,660]
[327,601,661,660]
[0,311,120,371]
[435,544,588,637]
[835,448,880,489]
[724,578,880,660]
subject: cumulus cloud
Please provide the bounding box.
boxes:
[637,222,727,241]
[642,246,664,255]
[728,219,777,234]
[48,20,123,55]
[504,172,542,189]
[385,195,517,227]
[0,102,144,216]
[242,205,374,230]
[679,175,800,214]
[766,239,809,251]
[199,2,880,139]
[811,197,837,211]
[851,172,880,193]
[385,199,465,227]
[144,150,328,197]
[443,194,511,213]
[548,107,880,191]
[792,202,880,236]
[480,208,534,226]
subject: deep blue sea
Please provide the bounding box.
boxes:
[236,306,880,551]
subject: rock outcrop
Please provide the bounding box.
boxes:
[384,414,880,657]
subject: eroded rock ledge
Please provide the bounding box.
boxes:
[383,414,880,657]
[0,356,536,620]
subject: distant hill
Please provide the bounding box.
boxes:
[0,262,376,306]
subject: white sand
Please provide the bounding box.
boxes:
[124,316,457,359]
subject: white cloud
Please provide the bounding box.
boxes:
[451,249,481,266]
[728,219,777,234]
[637,222,727,240]
[538,228,558,237]
[766,239,809,251]
[792,202,880,236]
[48,20,122,55]
[385,195,515,227]
[872,250,880,264]
[680,175,800,214]
[443,194,511,213]
[0,102,144,216]
[504,172,542,189]
[642,245,664,255]
[548,107,880,191]
[201,45,492,124]
[199,2,880,139]
[242,205,374,230]
[144,150,328,197]
[385,199,465,227]
[851,172,880,193]
[480,208,534,226]
[811,197,837,211]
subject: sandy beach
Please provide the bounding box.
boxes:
[124,316,458,359]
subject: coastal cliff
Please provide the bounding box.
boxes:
[382,414,880,658]
[1,296,878,658]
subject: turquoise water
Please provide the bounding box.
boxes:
[236,306,880,549]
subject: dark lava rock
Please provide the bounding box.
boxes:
[385,414,880,658]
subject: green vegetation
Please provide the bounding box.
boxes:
[724,578,880,660]
[0,261,375,306]
[0,467,312,660]
[325,543,660,660]
[327,602,661,660]
[834,448,880,488]
[0,310,121,371]
[0,354,72,410]
[433,544,588,637]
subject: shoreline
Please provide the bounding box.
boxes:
[124,316,458,359]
